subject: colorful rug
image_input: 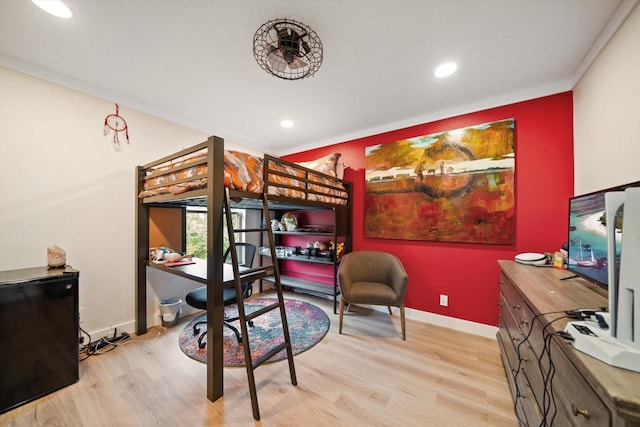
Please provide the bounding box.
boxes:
[179,298,330,366]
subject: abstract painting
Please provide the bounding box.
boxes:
[364,118,515,244]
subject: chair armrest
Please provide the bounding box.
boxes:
[337,263,355,296]
[387,256,408,299]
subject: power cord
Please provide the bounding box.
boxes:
[78,327,131,360]
[510,310,567,426]
[536,316,572,426]
[536,309,604,425]
[78,325,167,361]
[509,308,594,427]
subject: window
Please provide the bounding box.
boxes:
[185,207,245,260]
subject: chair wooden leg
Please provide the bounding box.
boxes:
[339,297,345,334]
[387,306,392,315]
[400,304,406,340]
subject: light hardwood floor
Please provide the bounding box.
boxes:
[0,291,517,426]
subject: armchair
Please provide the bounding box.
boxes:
[337,251,408,340]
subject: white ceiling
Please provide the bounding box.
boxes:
[0,0,637,155]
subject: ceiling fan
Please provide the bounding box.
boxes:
[253,18,323,80]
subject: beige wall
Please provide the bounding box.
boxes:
[573,5,640,194]
[0,67,257,335]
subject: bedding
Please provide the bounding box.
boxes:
[296,152,341,178]
[138,150,347,205]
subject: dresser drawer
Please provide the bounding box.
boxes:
[499,309,544,426]
[518,342,546,409]
[500,293,524,347]
[549,338,611,426]
[498,316,520,378]
[496,334,529,425]
[514,364,543,427]
[500,274,536,330]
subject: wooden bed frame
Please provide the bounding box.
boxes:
[135,135,352,404]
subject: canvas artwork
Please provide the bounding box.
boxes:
[364,118,515,244]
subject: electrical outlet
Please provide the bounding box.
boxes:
[439,294,449,307]
[79,307,85,323]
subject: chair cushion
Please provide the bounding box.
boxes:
[185,286,207,310]
[348,281,398,305]
[185,286,239,310]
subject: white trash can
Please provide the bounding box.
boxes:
[159,297,182,327]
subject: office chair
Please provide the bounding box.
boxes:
[185,242,257,348]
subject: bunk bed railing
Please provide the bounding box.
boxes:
[264,154,349,204]
[141,140,209,170]
[139,144,350,209]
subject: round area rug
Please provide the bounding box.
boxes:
[179,298,329,366]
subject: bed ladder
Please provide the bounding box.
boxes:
[223,188,297,421]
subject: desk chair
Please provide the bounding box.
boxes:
[185,242,256,348]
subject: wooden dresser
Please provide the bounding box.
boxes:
[497,260,640,426]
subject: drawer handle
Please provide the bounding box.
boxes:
[571,403,590,420]
[513,304,521,310]
[520,319,529,325]
[519,357,528,362]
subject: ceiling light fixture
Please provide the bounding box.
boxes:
[253,18,323,80]
[435,62,457,78]
[280,120,294,129]
[32,0,72,19]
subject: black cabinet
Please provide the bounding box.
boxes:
[0,266,79,414]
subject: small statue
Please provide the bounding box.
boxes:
[47,245,66,268]
[281,212,298,231]
[313,241,328,251]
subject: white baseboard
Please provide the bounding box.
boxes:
[405,307,498,339]
[92,293,498,341]
[81,308,194,340]
[363,304,498,339]
[284,290,499,339]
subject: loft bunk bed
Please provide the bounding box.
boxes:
[135,135,352,410]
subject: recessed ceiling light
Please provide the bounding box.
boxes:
[32,0,73,19]
[435,62,457,78]
[281,120,294,129]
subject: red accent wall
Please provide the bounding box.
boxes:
[283,92,574,326]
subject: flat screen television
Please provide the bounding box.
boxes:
[567,181,639,288]
[563,186,640,370]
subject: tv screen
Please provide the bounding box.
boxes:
[568,192,610,286]
[567,181,639,287]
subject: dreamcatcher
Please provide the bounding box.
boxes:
[103,103,130,151]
